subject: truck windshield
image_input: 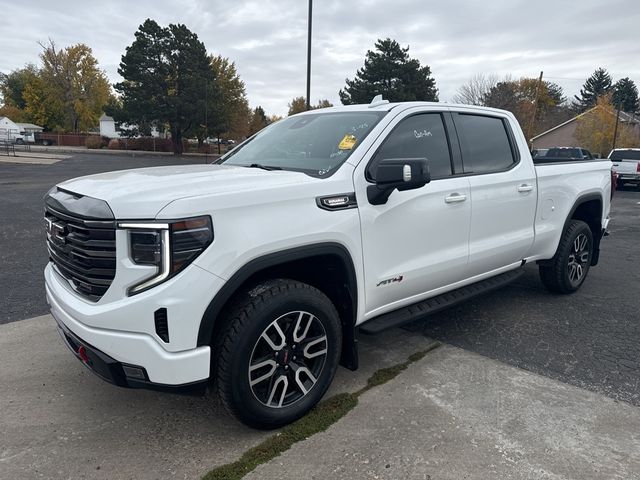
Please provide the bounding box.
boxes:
[218,111,386,177]
[610,150,640,161]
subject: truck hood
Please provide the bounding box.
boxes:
[57,164,318,218]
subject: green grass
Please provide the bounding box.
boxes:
[202,342,440,480]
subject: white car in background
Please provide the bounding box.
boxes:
[610,148,640,188]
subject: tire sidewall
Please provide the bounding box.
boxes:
[224,286,341,428]
[559,222,593,292]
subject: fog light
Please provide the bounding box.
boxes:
[122,365,146,380]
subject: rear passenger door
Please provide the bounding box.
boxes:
[452,112,537,277]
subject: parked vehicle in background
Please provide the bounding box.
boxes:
[0,128,26,144]
[44,99,612,429]
[609,148,640,189]
[22,131,54,145]
[205,137,236,145]
[534,147,594,163]
[531,148,548,159]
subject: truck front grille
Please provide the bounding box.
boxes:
[45,206,116,301]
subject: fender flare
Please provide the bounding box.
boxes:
[197,242,359,368]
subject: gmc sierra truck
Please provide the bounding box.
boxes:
[44,98,612,428]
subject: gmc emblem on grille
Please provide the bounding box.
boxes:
[45,218,68,244]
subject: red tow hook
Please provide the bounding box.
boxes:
[77,345,90,363]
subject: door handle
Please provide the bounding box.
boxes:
[444,193,467,203]
[517,184,534,193]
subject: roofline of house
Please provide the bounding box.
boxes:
[531,106,639,141]
[530,107,596,141]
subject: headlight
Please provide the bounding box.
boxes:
[119,216,213,295]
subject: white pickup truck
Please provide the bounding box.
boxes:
[610,148,640,188]
[45,98,612,428]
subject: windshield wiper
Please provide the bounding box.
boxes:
[246,163,282,171]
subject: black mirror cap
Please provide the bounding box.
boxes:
[367,158,430,205]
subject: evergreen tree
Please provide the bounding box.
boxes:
[575,68,613,111]
[339,38,438,104]
[205,55,249,143]
[114,19,214,154]
[612,77,639,113]
[248,106,268,135]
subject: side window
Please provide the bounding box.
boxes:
[456,114,516,174]
[369,113,452,180]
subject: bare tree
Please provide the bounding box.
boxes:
[451,73,501,105]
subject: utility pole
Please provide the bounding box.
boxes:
[205,76,208,163]
[527,70,544,148]
[306,0,313,111]
[612,101,621,151]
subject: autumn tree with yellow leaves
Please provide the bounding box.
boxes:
[575,94,640,157]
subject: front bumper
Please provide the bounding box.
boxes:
[45,263,217,386]
[54,313,207,393]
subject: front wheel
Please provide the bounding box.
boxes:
[215,279,342,429]
[539,219,593,294]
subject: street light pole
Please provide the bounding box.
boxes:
[306,0,313,111]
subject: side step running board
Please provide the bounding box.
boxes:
[359,268,525,335]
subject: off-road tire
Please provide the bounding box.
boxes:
[215,279,342,429]
[539,219,593,294]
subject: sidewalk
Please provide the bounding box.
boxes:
[0,151,71,164]
[27,144,223,159]
[247,345,640,480]
[1,314,639,479]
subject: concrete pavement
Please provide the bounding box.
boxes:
[0,314,430,480]
[247,345,640,480]
[2,314,639,479]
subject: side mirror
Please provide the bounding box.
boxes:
[367,157,430,205]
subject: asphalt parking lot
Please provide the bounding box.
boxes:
[1,152,639,479]
[0,152,212,323]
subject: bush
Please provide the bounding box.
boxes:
[85,136,103,149]
[107,139,121,150]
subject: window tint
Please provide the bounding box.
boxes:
[456,114,516,174]
[610,150,640,161]
[370,113,452,180]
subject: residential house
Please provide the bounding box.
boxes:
[0,116,22,142]
[531,108,640,151]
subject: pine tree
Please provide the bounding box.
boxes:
[248,106,268,135]
[612,77,639,113]
[339,38,438,105]
[575,68,613,111]
[114,19,214,154]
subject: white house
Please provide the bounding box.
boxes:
[0,116,23,142]
[16,122,44,134]
[99,113,164,138]
[99,113,119,138]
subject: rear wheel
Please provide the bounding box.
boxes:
[539,220,593,294]
[215,279,342,429]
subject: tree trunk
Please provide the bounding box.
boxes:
[171,124,183,155]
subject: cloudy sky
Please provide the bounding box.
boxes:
[1,0,639,115]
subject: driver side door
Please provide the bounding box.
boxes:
[354,109,471,320]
